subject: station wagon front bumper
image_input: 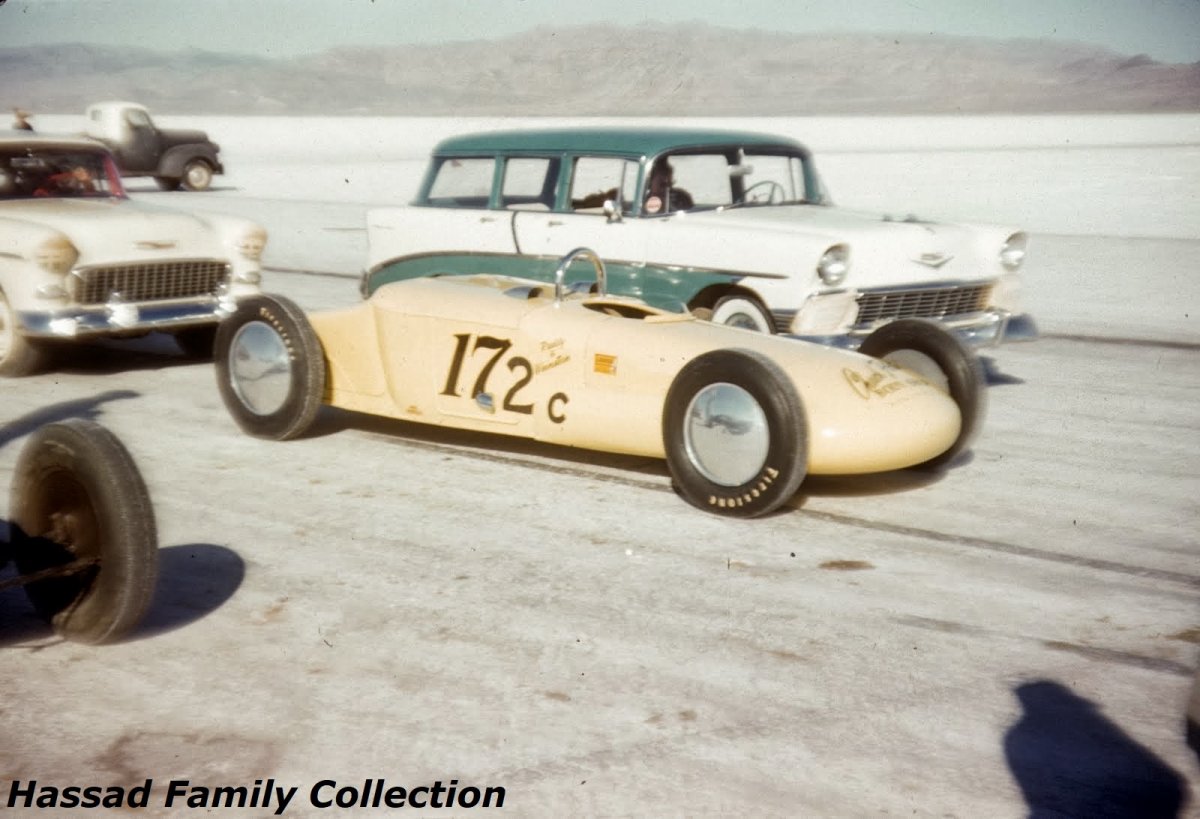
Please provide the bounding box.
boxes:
[17,291,240,339]
[786,308,1039,350]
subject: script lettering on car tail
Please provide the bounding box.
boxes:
[842,361,910,400]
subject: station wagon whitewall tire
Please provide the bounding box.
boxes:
[711,295,775,333]
[9,420,158,644]
[858,319,984,469]
[663,349,808,518]
[0,288,51,377]
[215,294,325,440]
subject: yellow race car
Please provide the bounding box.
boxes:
[215,249,984,518]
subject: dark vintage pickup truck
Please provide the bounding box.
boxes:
[84,101,223,191]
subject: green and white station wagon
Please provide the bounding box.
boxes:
[364,127,1036,347]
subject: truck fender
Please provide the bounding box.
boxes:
[157,144,221,177]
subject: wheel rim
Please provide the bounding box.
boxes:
[883,349,949,393]
[682,382,770,486]
[17,469,101,619]
[186,163,211,189]
[724,311,764,331]
[228,320,292,415]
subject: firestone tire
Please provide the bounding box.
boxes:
[0,287,52,377]
[9,419,158,644]
[181,159,214,192]
[711,295,775,333]
[858,318,985,469]
[662,348,807,518]
[215,294,325,440]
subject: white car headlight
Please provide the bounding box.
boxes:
[33,235,79,275]
[235,227,268,262]
[817,244,849,286]
[1000,232,1027,271]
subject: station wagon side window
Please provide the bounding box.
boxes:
[425,157,495,208]
[500,157,559,211]
[736,153,808,204]
[568,157,638,214]
[663,154,734,209]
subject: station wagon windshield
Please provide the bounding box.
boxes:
[0,148,125,200]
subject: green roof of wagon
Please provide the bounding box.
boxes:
[431,127,807,157]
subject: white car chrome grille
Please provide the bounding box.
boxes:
[69,260,230,305]
[854,283,994,327]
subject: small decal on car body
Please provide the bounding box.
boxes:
[594,354,617,375]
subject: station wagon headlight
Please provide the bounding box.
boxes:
[34,235,79,275]
[1000,232,1027,270]
[816,244,849,286]
[235,227,268,262]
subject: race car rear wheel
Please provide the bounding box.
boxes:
[215,294,325,440]
[663,349,807,517]
[858,318,984,469]
[9,419,158,644]
[711,295,775,333]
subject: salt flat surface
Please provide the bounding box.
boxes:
[2,115,1197,817]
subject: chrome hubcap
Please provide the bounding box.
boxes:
[228,321,292,415]
[683,382,770,486]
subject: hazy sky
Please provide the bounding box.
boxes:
[2,0,1198,62]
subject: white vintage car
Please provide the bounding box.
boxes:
[0,131,266,376]
[364,127,1035,347]
[216,248,985,518]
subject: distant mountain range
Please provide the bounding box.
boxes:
[4,23,1198,116]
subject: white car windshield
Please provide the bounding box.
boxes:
[0,148,125,200]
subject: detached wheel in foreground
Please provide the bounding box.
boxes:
[215,294,325,440]
[858,318,985,469]
[9,419,158,644]
[663,349,807,517]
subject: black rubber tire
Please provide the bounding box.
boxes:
[858,318,985,469]
[711,294,775,333]
[662,348,807,517]
[9,420,158,643]
[0,287,52,377]
[173,324,218,359]
[154,176,181,191]
[214,294,325,440]
[181,159,213,192]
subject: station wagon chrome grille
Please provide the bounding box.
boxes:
[854,283,994,326]
[69,260,230,305]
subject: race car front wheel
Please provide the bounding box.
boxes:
[9,419,158,643]
[215,294,326,440]
[858,318,985,469]
[663,349,807,518]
